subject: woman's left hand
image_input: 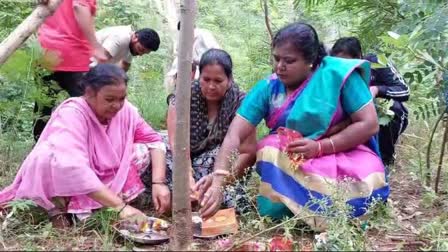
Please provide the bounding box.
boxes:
[287,138,319,159]
[194,175,224,219]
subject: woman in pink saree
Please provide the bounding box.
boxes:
[0,64,170,226]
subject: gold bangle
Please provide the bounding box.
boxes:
[329,137,336,153]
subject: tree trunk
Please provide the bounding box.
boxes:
[0,0,63,66]
[170,0,196,250]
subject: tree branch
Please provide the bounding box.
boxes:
[261,0,273,44]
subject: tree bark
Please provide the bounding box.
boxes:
[170,0,196,250]
[0,0,63,66]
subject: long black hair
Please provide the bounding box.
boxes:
[80,64,128,92]
[330,37,362,59]
[272,22,327,70]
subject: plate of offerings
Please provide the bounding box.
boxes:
[114,216,170,245]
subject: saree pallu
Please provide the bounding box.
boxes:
[239,57,390,230]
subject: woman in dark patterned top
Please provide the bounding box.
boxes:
[331,37,409,165]
[142,49,256,212]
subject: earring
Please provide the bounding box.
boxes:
[310,64,313,68]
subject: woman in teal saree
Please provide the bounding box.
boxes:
[196,22,389,230]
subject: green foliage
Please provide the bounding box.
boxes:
[292,0,448,140]
[311,182,368,251]
[295,0,404,49]
[0,50,35,138]
[0,1,34,40]
[96,0,144,29]
[420,215,448,250]
[5,200,48,226]
[197,0,281,89]
[6,199,37,214]
[377,11,447,121]
[376,99,395,126]
[82,208,122,250]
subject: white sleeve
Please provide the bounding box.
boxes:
[192,29,221,63]
[102,34,127,58]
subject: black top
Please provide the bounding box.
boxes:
[365,53,409,116]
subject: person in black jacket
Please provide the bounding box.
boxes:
[331,37,409,165]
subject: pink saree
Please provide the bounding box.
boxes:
[0,97,163,214]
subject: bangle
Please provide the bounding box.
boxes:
[329,137,336,153]
[317,141,323,157]
[118,202,127,215]
[152,181,167,185]
[213,169,230,177]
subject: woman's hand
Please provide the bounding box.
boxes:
[194,174,212,197]
[287,138,319,159]
[194,175,224,219]
[152,184,171,215]
[117,204,146,220]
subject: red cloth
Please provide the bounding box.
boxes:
[38,0,97,72]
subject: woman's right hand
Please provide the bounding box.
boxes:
[152,184,171,215]
[117,204,146,220]
[287,138,319,159]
